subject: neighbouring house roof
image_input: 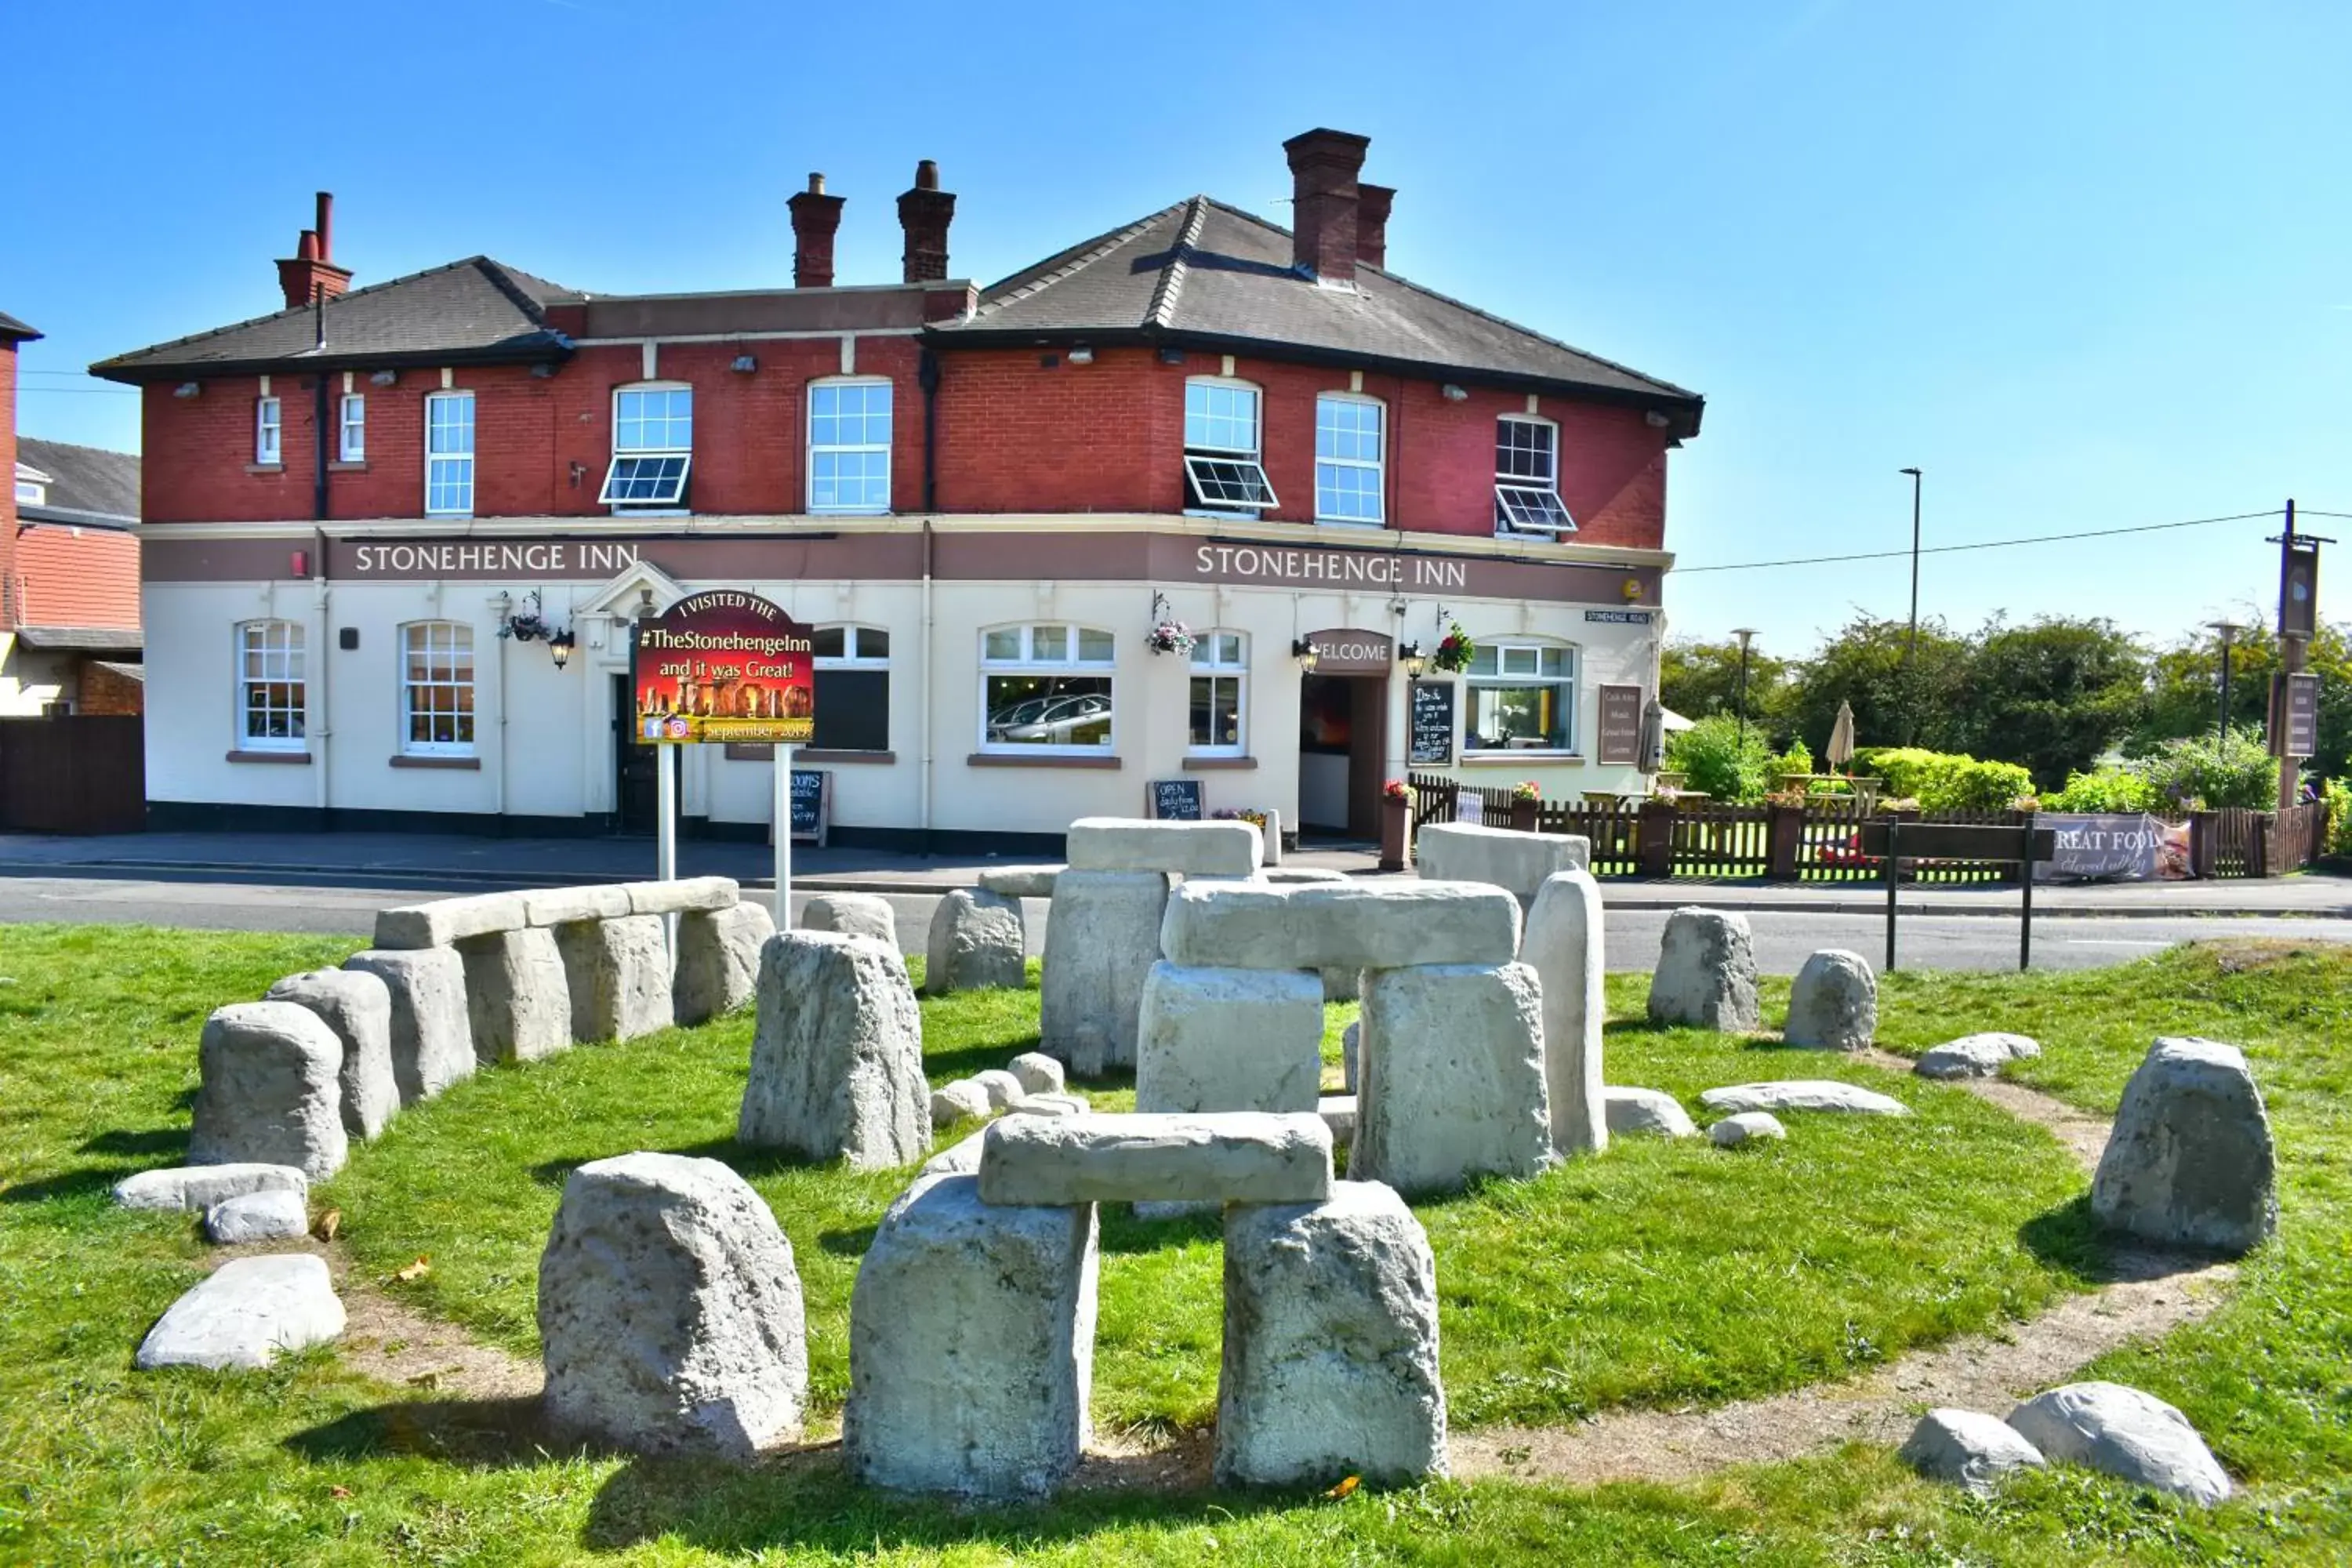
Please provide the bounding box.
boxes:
[0,310,40,343]
[13,625,144,653]
[89,257,583,383]
[16,438,140,528]
[933,196,1702,434]
[90,659,146,682]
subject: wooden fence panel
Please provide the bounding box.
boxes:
[0,715,147,834]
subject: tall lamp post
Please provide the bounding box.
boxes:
[1730,627,1758,752]
[1898,467,1923,745]
[2205,620,2245,750]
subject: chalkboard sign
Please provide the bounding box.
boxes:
[1597,684,1644,766]
[1149,778,1204,820]
[1408,682,1454,766]
[789,768,830,846]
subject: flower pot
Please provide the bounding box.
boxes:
[1508,800,1540,832]
[1380,796,1413,873]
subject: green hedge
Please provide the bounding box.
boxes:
[1855,747,2035,812]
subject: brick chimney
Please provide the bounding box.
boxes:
[788,172,846,289]
[1355,183,1395,272]
[0,312,34,629]
[1283,129,1372,284]
[275,191,353,310]
[897,160,956,284]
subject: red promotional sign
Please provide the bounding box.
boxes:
[631,590,815,746]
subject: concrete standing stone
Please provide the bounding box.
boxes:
[2090,1036,2277,1255]
[265,968,399,1140]
[1604,1087,1698,1139]
[187,1002,350,1181]
[554,914,674,1043]
[1915,1032,2042,1080]
[1900,1407,2047,1495]
[1647,908,1761,1032]
[1709,1111,1787,1147]
[114,1163,307,1213]
[1352,964,1552,1196]
[135,1254,345,1371]
[1414,822,1590,902]
[844,1173,1098,1498]
[1784,949,1878,1051]
[204,1189,310,1244]
[924,887,1026,993]
[1065,816,1262,877]
[538,1152,808,1458]
[1134,964,1323,1116]
[977,1112,1334,1207]
[1159,879,1521,973]
[343,948,476,1104]
[1218,1181,1446,1486]
[802,892,898,947]
[673,902,775,1025]
[2005,1382,2232,1506]
[457,927,573,1064]
[1341,1019,1360,1094]
[1699,1080,1911,1116]
[1007,1051,1065,1096]
[738,931,928,1169]
[1520,869,1606,1156]
[1039,869,1171,1076]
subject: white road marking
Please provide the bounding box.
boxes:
[2063,938,2169,947]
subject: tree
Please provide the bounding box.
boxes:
[2138,615,2352,784]
[1660,638,1795,743]
[1786,615,1973,761]
[1952,616,2150,791]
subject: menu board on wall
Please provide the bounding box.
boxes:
[1409,682,1454,766]
[1597,684,1645,766]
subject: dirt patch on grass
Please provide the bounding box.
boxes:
[1857,1047,2111,1171]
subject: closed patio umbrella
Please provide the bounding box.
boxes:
[1826,700,1857,771]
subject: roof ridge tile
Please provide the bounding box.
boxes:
[1145,196,1212,330]
[971,200,1189,321]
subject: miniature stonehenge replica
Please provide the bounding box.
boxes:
[2092,1036,2277,1254]
[1414,820,1590,903]
[1648,906,1762,1031]
[738,930,929,1169]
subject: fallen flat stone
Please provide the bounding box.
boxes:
[1038,869,1170,1076]
[1414,822,1590,902]
[1915,1032,2043,1080]
[1318,1094,1357,1144]
[673,902,775,1025]
[135,1254,345,1371]
[539,1152,808,1458]
[971,1069,1027,1112]
[458,927,573,1065]
[1007,1052,1065,1096]
[1159,879,1521,972]
[844,1173,1097,1498]
[187,1002,349,1180]
[554,913,674,1044]
[343,947,476,1104]
[1699,1080,1911,1116]
[114,1163,308,1214]
[1134,963,1323,1116]
[922,1131,989,1177]
[264,968,398,1140]
[204,1189,310,1245]
[373,891,526,949]
[931,1080,993,1127]
[977,1112,1333,1207]
[1262,865,1348,884]
[977,865,1061,899]
[2092,1036,2276,1255]
[803,892,898,947]
[1647,907,1761,1032]
[1005,1097,1083,1119]
[1604,1087,1697,1139]
[1021,1092,1093,1116]
[1352,963,1552,1196]
[1900,1407,2047,1495]
[1218,1181,1447,1486]
[2005,1382,2231,1506]
[1784,948,1878,1051]
[924,887,1025,994]
[739,931,928,1169]
[1522,869,1606,1156]
[622,877,740,916]
[1065,816,1262,878]
[521,884,635,927]
[1709,1111,1787,1147]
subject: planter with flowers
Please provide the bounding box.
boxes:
[1508,779,1542,831]
[1380,779,1414,871]
[1431,621,1475,676]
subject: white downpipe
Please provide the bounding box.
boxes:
[918,521,935,839]
[311,578,331,813]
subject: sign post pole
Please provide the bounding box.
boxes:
[773,745,793,930]
[1882,819,1900,974]
[2018,817,2034,972]
[656,745,679,953]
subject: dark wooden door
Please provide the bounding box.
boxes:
[612,674,658,835]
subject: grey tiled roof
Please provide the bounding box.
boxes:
[0,310,39,343]
[90,257,582,382]
[937,197,1700,420]
[14,625,144,653]
[16,438,140,527]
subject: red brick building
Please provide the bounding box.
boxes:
[96,130,1702,848]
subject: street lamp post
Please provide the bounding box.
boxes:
[1899,467,1923,745]
[1730,627,1758,753]
[2205,621,2246,750]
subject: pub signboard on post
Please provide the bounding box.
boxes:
[2273,672,2321,760]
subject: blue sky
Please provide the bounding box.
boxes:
[7,2,2347,656]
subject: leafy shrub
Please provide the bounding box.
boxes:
[1771,738,1813,779]
[2143,728,2278,810]
[1664,714,1773,804]
[2046,766,2160,813]
[1854,747,2033,811]
[1805,777,1853,797]
[2325,777,2352,857]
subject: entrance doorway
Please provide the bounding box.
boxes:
[611,673,658,835]
[1298,673,1388,840]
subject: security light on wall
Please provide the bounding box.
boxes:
[172,382,201,399]
[369,369,397,387]
[1441,384,1468,402]
[731,354,758,373]
[1068,347,1094,365]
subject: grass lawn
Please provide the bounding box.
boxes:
[0,922,2346,1563]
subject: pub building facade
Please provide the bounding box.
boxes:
[98,131,1702,851]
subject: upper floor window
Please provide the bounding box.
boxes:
[601,383,693,510]
[1188,631,1247,755]
[1495,416,1573,535]
[255,397,282,465]
[1466,640,1574,753]
[237,619,306,750]
[1314,394,1385,525]
[813,624,891,753]
[400,620,475,754]
[424,390,475,516]
[1182,379,1275,514]
[808,379,891,514]
[980,624,1115,753]
[13,478,42,505]
[338,394,366,462]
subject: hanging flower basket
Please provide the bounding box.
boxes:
[1147,620,1196,656]
[1431,620,1475,674]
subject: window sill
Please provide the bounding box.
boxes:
[245,463,284,475]
[723,745,896,764]
[1460,752,1584,766]
[329,459,368,472]
[226,748,311,764]
[967,752,1123,770]
[1313,518,1385,529]
[390,753,482,770]
[1182,755,1258,771]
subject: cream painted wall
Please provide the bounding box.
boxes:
[0,634,74,715]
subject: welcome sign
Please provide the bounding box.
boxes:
[631,590,815,746]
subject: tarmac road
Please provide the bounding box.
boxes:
[2,874,2343,975]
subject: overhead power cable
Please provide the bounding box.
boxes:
[1675,508,2282,575]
